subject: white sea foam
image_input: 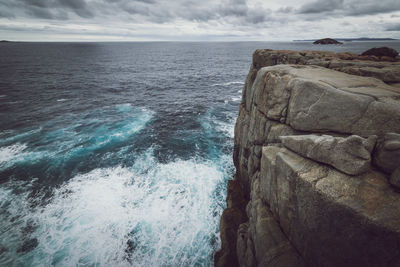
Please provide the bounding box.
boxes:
[116,103,133,113]
[57,99,68,102]
[107,109,154,142]
[215,116,236,139]
[231,96,241,102]
[0,143,28,164]
[0,143,50,171]
[211,81,244,87]
[3,151,226,266]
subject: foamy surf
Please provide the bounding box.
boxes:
[211,81,244,87]
[0,150,228,266]
[0,143,49,171]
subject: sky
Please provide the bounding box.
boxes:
[0,0,400,41]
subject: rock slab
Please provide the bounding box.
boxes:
[280,134,377,175]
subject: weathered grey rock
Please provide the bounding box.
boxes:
[373,132,400,173]
[390,167,400,189]
[217,50,400,267]
[237,222,255,267]
[280,134,377,175]
[250,49,400,84]
[266,122,302,144]
[244,64,400,137]
[259,145,400,267]
[268,66,400,136]
[237,174,306,267]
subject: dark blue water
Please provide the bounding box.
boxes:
[1,41,400,266]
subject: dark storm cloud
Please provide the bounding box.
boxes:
[299,0,343,14]
[0,0,93,19]
[0,0,274,24]
[297,0,400,16]
[0,9,15,18]
[346,0,400,16]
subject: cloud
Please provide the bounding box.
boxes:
[298,0,343,14]
[345,0,400,16]
[0,0,399,41]
[0,0,93,19]
[297,0,400,16]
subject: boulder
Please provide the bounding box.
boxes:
[280,134,377,175]
[361,47,399,58]
[313,38,343,45]
[373,132,400,173]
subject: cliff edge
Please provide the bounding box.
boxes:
[215,50,400,267]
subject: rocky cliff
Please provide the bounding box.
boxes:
[215,50,400,267]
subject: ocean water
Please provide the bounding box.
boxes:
[1,41,400,266]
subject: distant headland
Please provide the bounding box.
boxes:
[294,37,398,42]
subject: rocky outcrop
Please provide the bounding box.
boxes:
[216,50,400,267]
[251,49,400,83]
[313,38,343,45]
[361,47,399,58]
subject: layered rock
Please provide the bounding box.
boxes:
[280,134,376,175]
[216,50,400,267]
[251,49,400,83]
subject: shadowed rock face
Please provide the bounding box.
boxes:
[313,38,343,45]
[361,47,399,58]
[373,132,400,174]
[214,180,247,267]
[215,50,400,267]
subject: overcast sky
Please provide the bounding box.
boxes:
[0,0,399,41]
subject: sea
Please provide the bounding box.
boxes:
[1,41,400,266]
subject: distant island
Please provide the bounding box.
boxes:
[294,37,398,42]
[0,40,11,42]
[313,38,343,45]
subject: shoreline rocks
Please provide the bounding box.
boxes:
[216,49,400,267]
[361,47,399,58]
